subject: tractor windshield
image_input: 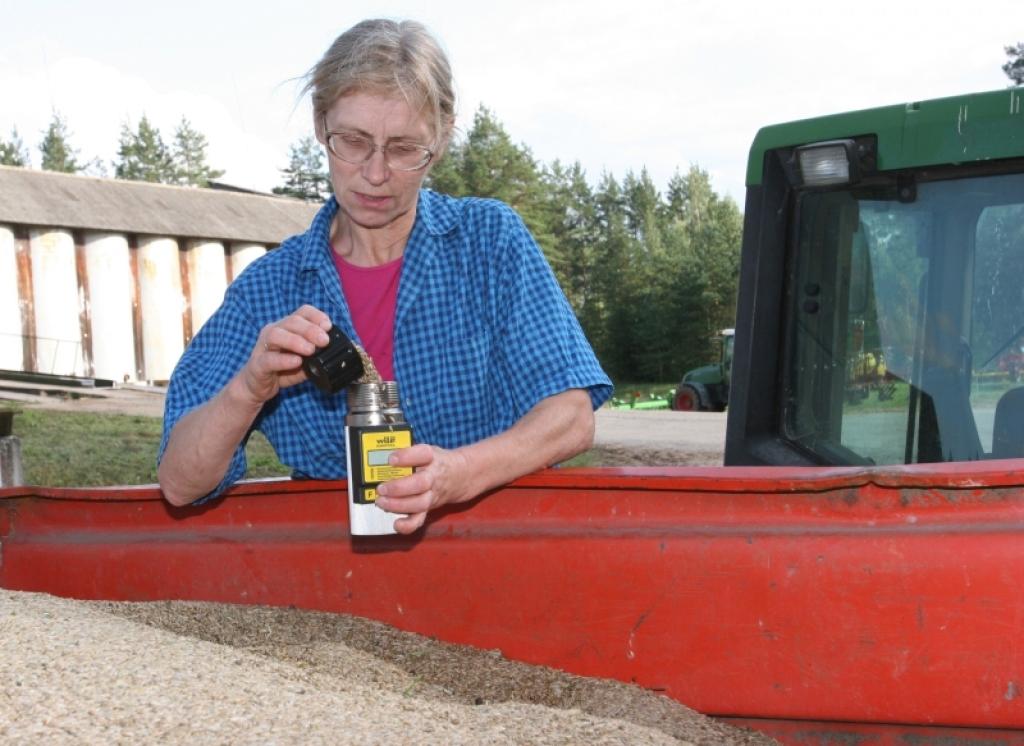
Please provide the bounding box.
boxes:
[782,168,1024,465]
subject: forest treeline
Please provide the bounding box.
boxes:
[426,107,742,382]
[1,107,742,382]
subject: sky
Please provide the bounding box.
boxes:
[1,0,1018,204]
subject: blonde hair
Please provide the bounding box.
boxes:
[304,19,456,147]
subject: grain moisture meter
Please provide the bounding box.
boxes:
[344,381,413,535]
[302,328,412,535]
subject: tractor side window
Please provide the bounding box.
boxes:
[971,201,1024,456]
[784,190,927,464]
[784,171,1024,465]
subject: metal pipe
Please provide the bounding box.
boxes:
[0,411,23,488]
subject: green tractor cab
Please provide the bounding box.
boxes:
[726,87,1024,466]
[671,328,734,411]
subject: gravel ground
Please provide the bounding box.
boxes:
[0,590,776,745]
[592,409,725,466]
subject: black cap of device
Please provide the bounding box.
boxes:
[301,325,365,395]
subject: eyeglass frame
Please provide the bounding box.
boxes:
[321,115,435,172]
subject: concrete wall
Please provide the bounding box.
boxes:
[0,223,270,383]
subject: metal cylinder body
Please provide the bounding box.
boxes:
[30,228,83,376]
[0,436,23,488]
[137,236,183,383]
[346,381,404,426]
[185,239,227,337]
[345,381,410,536]
[229,243,266,279]
[0,225,22,372]
[84,232,136,383]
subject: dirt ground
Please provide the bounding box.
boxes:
[0,379,168,418]
[592,409,726,466]
[590,442,722,467]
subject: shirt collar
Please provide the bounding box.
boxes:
[299,197,340,271]
[415,188,461,236]
[299,189,460,271]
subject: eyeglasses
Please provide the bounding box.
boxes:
[322,117,434,172]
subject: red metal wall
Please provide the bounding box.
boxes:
[3,462,1024,739]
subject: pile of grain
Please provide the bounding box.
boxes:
[0,590,775,745]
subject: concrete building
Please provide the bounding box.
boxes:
[0,166,320,383]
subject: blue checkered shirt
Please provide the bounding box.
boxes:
[159,190,612,501]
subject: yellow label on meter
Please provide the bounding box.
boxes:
[360,429,414,483]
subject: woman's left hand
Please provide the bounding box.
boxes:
[373,444,473,534]
[371,390,594,534]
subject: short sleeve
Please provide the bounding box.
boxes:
[491,207,613,415]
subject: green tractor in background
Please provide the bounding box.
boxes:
[670,328,734,411]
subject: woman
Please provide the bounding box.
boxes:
[158,19,612,533]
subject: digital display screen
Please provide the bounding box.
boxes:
[367,449,394,467]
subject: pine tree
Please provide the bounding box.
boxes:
[1004,42,1024,86]
[590,173,640,379]
[582,165,742,382]
[424,139,465,196]
[0,127,29,167]
[455,106,558,266]
[543,160,597,315]
[623,168,661,244]
[39,112,82,172]
[171,117,224,187]
[273,136,331,201]
[661,166,743,374]
[460,107,544,206]
[114,115,176,183]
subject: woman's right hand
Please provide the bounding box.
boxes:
[238,305,333,404]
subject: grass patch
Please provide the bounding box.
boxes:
[244,431,292,479]
[609,382,676,409]
[11,385,689,486]
[562,450,598,467]
[13,408,289,487]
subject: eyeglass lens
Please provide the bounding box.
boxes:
[328,134,430,170]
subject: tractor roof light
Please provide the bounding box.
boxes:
[796,140,860,187]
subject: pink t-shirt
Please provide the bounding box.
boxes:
[332,252,402,381]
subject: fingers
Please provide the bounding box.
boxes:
[260,311,331,358]
[374,446,473,534]
[375,451,433,521]
[376,483,431,535]
[293,304,333,330]
[393,511,428,535]
[375,469,433,511]
[387,444,435,469]
[240,307,335,402]
[375,445,435,507]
